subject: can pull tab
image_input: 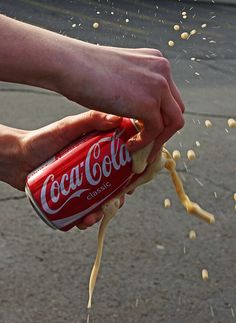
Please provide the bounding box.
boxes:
[133,119,143,131]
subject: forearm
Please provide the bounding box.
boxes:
[0,14,88,92]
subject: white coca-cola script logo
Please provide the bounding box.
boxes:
[41,131,131,214]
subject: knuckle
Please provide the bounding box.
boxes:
[145,115,164,134]
[155,49,163,57]
[144,48,163,57]
[55,117,70,142]
[87,110,96,121]
[159,57,171,74]
[143,97,157,110]
[174,113,185,130]
[56,117,69,132]
[158,75,169,91]
[180,102,185,113]
[88,110,105,123]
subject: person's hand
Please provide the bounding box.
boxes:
[0,111,122,230]
[59,44,185,161]
[0,16,184,161]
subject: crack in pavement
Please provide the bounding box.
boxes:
[0,195,26,203]
[0,88,58,96]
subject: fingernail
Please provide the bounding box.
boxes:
[106,114,120,121]
[77,226,87,230]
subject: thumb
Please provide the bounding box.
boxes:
[22,111,122,170]
[45,110,122,148]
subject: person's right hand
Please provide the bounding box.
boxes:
[59,44,185,161]
[0,15,184,161]
[0,16,183,160]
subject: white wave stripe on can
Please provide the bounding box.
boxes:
[52,176,132,228]
[41,186,89,214]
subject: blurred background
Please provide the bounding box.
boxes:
[0,1,235,322]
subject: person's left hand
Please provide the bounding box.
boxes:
[0,111,122,230]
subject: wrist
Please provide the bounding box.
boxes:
[0,125,26,190]
[23,34,78,94]
[56,40,103,102]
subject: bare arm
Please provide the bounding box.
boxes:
[0,14,184,160]
[0,14,75,91]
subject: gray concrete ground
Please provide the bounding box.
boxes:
[0,1,236,323]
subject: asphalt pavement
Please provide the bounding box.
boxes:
[0,1,236,323]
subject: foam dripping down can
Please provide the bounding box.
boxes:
[25,118,139,231]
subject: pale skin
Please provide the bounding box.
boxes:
[0,14,184,229]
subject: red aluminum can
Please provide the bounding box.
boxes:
[25,118,138,231]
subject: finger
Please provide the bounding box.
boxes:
[167,76,185,113]
[78,211,104,227]
[76,223,88,230]
[118,47,163,57]
[127,189,135,195]
[127,112,164,153]
[137,48,163,57]
[157,58,185,113]
[77,210,104,230]
[119,194,125,208]
[148,95,184,162]
[148,127,176,163]
[25,111,122,167]
[52,111,122,146]
[12,128,28,135]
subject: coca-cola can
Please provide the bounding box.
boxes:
[25,118,138,231]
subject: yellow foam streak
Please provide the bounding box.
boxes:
[163,149,215,224]
[87,198,120,309]
[87,146,215,309]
